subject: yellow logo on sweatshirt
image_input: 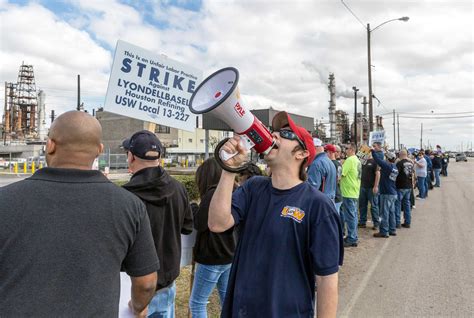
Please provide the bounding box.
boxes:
[281,206,305,223]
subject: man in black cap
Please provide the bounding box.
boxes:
[122,130,194,317]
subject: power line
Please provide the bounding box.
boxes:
[399,115,474,119]
[398,111,474,115]
[378,109,473,117]
[372,95,391,114]
[340,0,366,29]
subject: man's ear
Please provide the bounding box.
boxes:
[127,151,135,163]
[296,149,310,161]
[98,143,104,157]
[46,139,56,155]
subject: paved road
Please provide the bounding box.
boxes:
[0,174,28,187]
[338,161,474,317]
[2,163,473,316]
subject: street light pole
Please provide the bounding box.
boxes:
[353,86,359,149]
[367,24,373,132]
[367,16,409,132]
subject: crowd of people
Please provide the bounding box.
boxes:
[0,110,449,317]
[307,139,449,246]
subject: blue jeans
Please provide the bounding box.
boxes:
[442,165,448,176]
[334,201,342,215]
[335,201,344,235]
[189,263,231,318]
[397,189,412,225]
[148,282,176,318]
[379,194,398,235]
[434,169,441,186]
[394,194,401,226]
[342,197,358,244]
[417,176,427,198]
[425,171,432,194]
[358,187,379,226]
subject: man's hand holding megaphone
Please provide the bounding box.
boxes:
[190,67,275,173]
[219,135,250,170]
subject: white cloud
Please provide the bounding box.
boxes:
[0,2,111,117]
[0,0,472,150]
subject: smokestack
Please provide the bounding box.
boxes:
[328,73,336,142]
[50,110,55,123]
[3,82,7,134]
[37,90,47,140]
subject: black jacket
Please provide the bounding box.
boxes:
[123,166,193,290]
[193,187,237,265]
[432,156,443,169]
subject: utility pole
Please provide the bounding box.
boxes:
[77,74,81,111]
[397,113,400,150]
[393,109,396,151]
[420,123,423,149]
[204,129,209,159]
[353,86,359,148]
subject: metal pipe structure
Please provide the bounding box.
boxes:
[37,90,47,140]
[328,73,336,142]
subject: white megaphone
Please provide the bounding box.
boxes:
[189,67,275,161]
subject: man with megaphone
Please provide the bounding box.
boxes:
[207,111,344,317]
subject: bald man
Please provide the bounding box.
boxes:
[0,111,159,317]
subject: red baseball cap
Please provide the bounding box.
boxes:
[272,111,316,167]
[324,144,337,153]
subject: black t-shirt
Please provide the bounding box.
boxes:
[432,156,442,169]
[332,159,343,203]
[396,159,414,189]
[0,168,159,317]
[193,187,237,265]
[361,158,378,188]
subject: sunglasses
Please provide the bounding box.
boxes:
[275,129,306,150]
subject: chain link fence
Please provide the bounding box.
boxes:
[98,153,128,170]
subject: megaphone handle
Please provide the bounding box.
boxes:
[219,149,238,161]
[219,135,254,161]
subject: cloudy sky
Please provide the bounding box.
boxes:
[0,0,472,150]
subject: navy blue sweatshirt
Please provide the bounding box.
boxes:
[371,150,399,195]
